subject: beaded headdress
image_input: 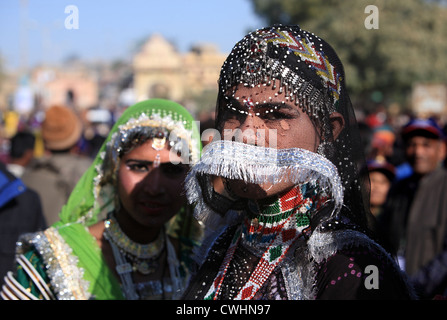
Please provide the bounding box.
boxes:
[187,25,371,232]
[216,25,349,146]
[219,25,342,121]
[100,110,200,190]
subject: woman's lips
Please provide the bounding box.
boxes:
[138,200,168,213]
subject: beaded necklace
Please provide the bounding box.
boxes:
[204,184,323,300]
[104,213,165,275]
[104,213,183,299]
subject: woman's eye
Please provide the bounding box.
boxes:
[127,163,149,172]
[263,110,294,121]
[263,110,282,120]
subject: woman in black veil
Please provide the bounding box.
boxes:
[183,25,416,300]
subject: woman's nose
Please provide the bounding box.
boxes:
[238,114,265,145]
[142,168,165,195]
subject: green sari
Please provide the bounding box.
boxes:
[2,99,202,300]
[15,223,123,300]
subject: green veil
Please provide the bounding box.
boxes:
[54,99,202,229]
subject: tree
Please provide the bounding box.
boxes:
[250,0,447,110]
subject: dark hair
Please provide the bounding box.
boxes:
[10,131,36,159]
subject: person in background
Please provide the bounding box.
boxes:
[0,162,45,290]
[6,131,36,178]
[378,118,447,299]
[366,159,396,219]
[1,99,202,300]
[368,125,396,163]
[21,105,92,225]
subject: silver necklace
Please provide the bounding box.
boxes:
[103,217,183,300]
[104,214,165,275]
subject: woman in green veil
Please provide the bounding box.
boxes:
[1,99,203,300]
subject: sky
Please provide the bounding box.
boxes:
[0,0,265,72]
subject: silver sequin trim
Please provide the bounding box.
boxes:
[17,228,91,300]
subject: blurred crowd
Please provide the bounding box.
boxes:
[359,107,447,299]
[1,100,446,299]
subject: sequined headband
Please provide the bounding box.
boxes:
[219,25,343,118]
[108,112,199,165]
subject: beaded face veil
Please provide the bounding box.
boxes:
[186,25,370,232]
